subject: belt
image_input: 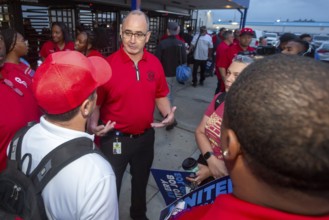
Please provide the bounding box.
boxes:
[108,129,148,139]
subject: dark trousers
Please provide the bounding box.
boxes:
[192,59,207,84]
[100,128,155,219]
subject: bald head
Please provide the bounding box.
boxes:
[122,10,149,31]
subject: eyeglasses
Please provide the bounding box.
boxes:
[3,78,24,96]
[122,30,147,40]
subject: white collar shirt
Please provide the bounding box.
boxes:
[19,116,119,220]
[191,33,213,60]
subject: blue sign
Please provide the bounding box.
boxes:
[151,168,195,205]
[159,176,232,220]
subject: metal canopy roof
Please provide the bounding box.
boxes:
[147,0,249,10]
[17,0,249,12]
[77,0,249,15]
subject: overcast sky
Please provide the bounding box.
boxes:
[212,0,329,22]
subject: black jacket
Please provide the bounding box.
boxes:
[155,36,187,77]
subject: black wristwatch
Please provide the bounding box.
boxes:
[203,151,214,160]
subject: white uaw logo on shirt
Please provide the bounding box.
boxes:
[15,77,27,88]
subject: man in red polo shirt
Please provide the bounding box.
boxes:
[233,28,240,44]
[212,27,226,52]
[89,10,175,220]
[214,30,233,94]
[218,27,255,85]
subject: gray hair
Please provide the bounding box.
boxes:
[122,10,150,31]
[232,55,255,65]
[222,30,233,40]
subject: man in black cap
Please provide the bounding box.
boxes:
[156,22,186,130]
[159,22,185,43]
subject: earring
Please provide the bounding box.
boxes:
[223,150,229,157]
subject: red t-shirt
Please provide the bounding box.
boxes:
[215,41,230,79]
[2,62,34,78]
[212,34,224,48]
[97,47,169,134]
[175,194,329,220]
[233,38,239,45]
[39,40,75,59]
[218,43,255,69]
[216,41,230,69]
[87,49,104,58]
[0,68,40,171]
[212,34,221,46]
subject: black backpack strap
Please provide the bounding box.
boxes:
[30,137,99,193]
[8,122,37,170]
[193,34,201,56]
[214,92,227,110]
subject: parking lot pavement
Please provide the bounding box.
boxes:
[118,76,218,220]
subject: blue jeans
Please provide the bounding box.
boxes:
[166,76,177,106]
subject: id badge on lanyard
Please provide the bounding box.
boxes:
[113,132,122,154]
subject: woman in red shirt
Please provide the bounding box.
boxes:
[0,30,40,172]
[75,29,107,58]
[187,55,254,186]
[39,22,74,60]
[2,28,34,78]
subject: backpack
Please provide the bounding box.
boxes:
[0,123,101,220]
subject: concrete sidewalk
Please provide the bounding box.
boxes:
[118,76,218,220]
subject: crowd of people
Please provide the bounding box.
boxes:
[0,9,328,220]
[171,25,329,220]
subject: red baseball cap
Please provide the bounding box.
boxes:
[33,51,112,114]
[240,27,254,36]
